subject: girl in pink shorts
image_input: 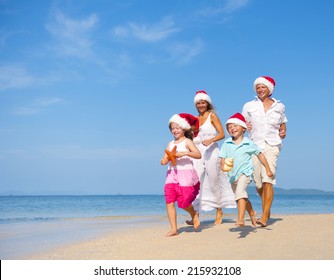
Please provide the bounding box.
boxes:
[161,113,202,237]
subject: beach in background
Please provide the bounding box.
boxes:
[1,192,334,260]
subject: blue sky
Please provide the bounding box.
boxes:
[0,0,333,195]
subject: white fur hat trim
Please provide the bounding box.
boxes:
[194,90,212,104]
[253,76,275,95]
[169,114,191,130]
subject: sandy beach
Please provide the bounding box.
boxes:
[25,213,334,260]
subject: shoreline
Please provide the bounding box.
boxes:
[20,213,334,260]
[0,215,166,260]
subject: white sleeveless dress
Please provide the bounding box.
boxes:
[192,113,236,212]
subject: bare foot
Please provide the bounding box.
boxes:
[185,219,194,226]
[166,230,179,237]
[250,211,257,227]
[235,220,245,227]
[214,208,223,225]
[186,212,200,226]
[193,212,200,230]
[256,219,267,227]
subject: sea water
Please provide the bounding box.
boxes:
[1,194,334,224]
[0,194,333,259]
[0,195,166,224]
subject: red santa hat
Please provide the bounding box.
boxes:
[169,113,199,137]
[194,90,212,105]
[253,76,276,95]
[226,112,247,129]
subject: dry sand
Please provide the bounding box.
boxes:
[26,214,334,260]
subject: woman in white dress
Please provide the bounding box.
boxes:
[189,90,236,224]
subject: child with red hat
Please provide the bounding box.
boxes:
[160,113,201,237]
[219,113,273,227]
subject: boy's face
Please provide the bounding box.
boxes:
[227,123,245,138]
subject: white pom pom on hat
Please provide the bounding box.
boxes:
[194,90,212,105]
[253,76,276,95]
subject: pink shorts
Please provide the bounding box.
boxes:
[164,182,200,209]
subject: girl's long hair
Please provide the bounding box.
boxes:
[184,128,195,140]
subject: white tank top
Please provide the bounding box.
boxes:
[168,139,193,170]
[193,113,216,145]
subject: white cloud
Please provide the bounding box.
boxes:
[45,10,132,82]
[196,0,249,16]
[224,0,249,13]
[111,26,129,38]
[36,97,63,106]
[110,17,204,64]
[0,65,35,90]
[130,17,179,42]
[168,39,203,65]
[46,11,98,58]
[113,16,179,42]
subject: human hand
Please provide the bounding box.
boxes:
[220,162,227,172]
[246,121,252,131]
[160,158,169,165]
[202,139,212,146]
[176,152,184,158]
[221,158,234,172]
[266,169,273,177]
[279,128,286,139]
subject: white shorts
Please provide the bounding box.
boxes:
[231,174,251,201]
[252,142,280,189]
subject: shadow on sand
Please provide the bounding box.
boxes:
[178,219,215,234]
[178,217,237,235]
[229,217,283,238]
